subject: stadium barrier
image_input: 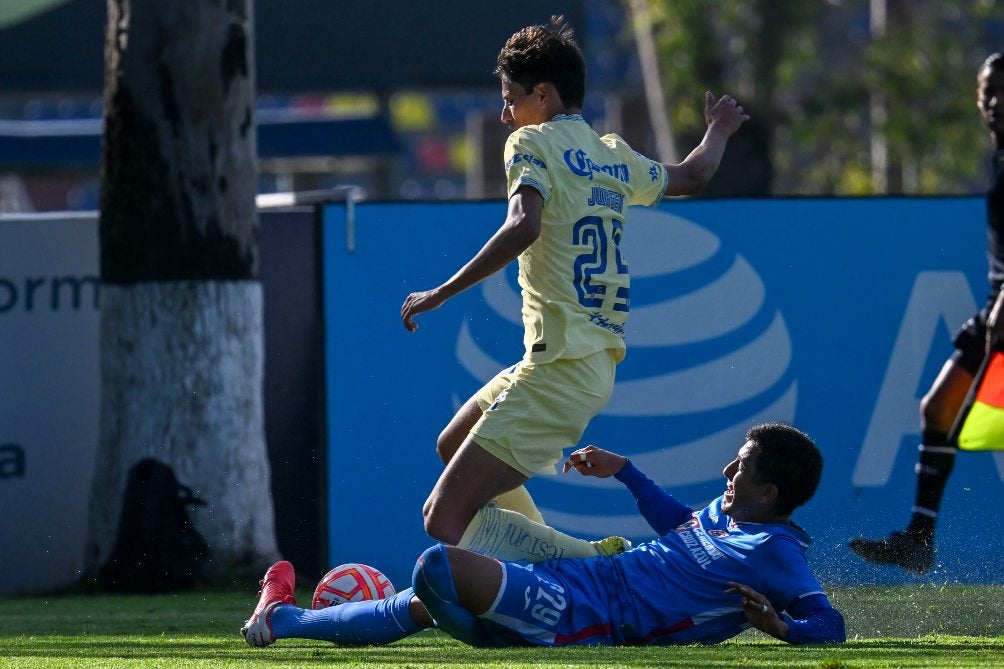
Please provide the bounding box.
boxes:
[321,197,1001,588]
[2,196,999,594]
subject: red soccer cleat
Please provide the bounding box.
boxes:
[240,560,297,647]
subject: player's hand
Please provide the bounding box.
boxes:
[401,289,446,332]
[703,91,749,137]
[562,445,627,478]
[725,581,789,640]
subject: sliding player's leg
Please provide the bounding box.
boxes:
[241,560,428,647]
[412,543,499,646]
[424,543,616,647]
[264,589,427,646]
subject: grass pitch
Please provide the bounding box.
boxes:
[1,584,1003,668]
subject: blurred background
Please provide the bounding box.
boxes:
[3,0,1004,214]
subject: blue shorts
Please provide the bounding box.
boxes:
[477,559,621,646]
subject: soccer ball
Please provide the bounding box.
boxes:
[311,563,396,609]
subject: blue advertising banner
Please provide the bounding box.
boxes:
[323,197,997,588]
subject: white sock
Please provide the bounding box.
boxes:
[457,506,598,562]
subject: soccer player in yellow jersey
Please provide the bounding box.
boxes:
[401,15,749,563]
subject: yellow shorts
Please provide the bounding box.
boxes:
[469,349,618,477]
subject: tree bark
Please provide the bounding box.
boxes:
[89,0,279,582]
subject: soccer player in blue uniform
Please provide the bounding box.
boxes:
[400,16,749,564]
[242,423,845,647]
[849,52,1004,574]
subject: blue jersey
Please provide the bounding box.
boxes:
[478,462,843,646]
[607,500,825,644]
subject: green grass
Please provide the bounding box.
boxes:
[1,585,1003,668]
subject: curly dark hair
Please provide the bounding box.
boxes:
[747,423,823,516]
[494,15,586,109]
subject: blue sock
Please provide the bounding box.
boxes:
[270,587,422,645]
[412,544,496,647]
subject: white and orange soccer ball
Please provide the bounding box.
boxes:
[311,563,396,609]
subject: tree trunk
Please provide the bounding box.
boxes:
[88,0,279,583]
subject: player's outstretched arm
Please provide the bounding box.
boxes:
[564,446,692,535]
[401,186,542,332]
[663,91,749,197]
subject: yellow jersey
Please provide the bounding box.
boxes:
[503,114,668,363]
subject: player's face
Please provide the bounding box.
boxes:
[978,66,1004,136]
[720,441,771,521]
[500,78,551,130]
